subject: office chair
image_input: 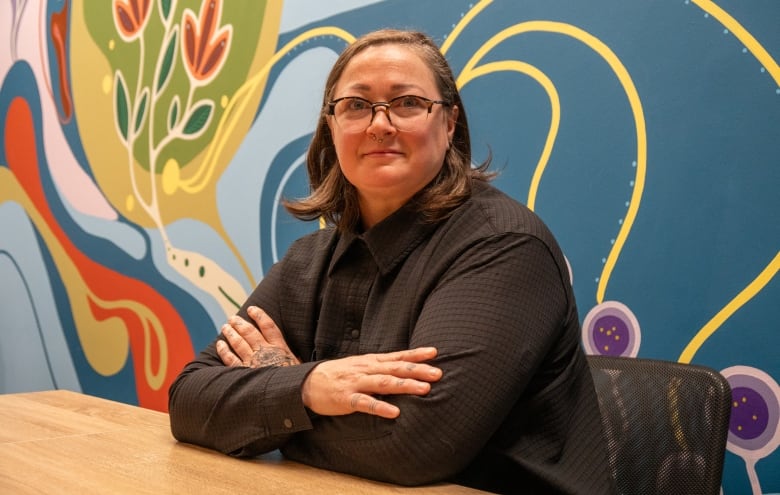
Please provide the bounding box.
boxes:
[587,355,732,495]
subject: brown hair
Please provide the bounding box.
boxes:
[283,29,493,232]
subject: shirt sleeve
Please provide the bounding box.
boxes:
[167,259,318,455]
[282,233,579,485]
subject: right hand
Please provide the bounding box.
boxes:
[301,347,442,419]
[216,306,300,368]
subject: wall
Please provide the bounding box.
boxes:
[0,1,777,493]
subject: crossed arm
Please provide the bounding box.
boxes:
[217,305,442,420]
[169,234,569,485]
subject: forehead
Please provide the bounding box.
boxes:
[334,44,437,94]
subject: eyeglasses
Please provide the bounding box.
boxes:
[326,95,450,133]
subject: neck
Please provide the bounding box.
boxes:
[358,194,411,230]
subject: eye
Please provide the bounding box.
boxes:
[344,97,370,111]
[394,95,426,109]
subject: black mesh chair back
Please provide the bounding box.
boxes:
[587,355,732,495]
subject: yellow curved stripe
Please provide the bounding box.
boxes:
[458,21,647,304]
[174,26,355,288]
[693,0,780,87]
[457,60,560,210]
[679,252,780,364]
[440,0,493,55]
[179,26,356,193]
[89,294,168,390]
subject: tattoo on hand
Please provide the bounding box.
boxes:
[250,347,297,368]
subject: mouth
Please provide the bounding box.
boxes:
[363,148,401,157]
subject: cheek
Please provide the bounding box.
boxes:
[332,134,361,164]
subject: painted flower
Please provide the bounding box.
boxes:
[181,0,232,85]
[113,0,152,41]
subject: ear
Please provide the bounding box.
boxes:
[446,105,458,141]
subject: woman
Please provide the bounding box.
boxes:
[169,29,614,494]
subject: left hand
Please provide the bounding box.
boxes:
[216,306,301,368]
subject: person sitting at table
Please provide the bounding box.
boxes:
[168,28,615,495]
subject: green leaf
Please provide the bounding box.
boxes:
[134,88,149,133]
[156,28,178,95]
[182,101,214,137]
[168,96,180,133]
[160,0,172,21]
[114,71,129,142]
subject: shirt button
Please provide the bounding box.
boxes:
[351,329,360,339]
[283,418,293,429]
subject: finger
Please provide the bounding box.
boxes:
[247,306,292,351]
[229,314,268,349]
[374,346,438,363]
[362,374,433,396]
[216,339,242,367]
[365,359,442,382]
[349,393,400,419]
[221,323,255,361]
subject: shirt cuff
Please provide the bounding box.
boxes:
[262,361,319,436]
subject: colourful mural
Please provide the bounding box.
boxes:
[0,1,777,492]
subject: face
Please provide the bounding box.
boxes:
[327,44,458,226]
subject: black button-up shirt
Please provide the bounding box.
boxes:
[169,181,614,494]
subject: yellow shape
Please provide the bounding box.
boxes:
[441,0,493,55]
[125,194,135,212]
[161,158,180,195]
[679,252,779,363]
[693,0,780,88]
[101,74,112,94]
[456,21,647,305]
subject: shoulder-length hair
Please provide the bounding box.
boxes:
[283,29,493,232]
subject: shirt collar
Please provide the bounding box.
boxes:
[328,204,439,277]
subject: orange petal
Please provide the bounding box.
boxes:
[197,29,230,80]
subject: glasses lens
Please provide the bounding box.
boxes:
[332,98,371,133]
[332,96,434,133]
[333,98,369,131]
[388,96,430,131]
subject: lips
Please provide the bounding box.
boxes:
[364,148,401,156]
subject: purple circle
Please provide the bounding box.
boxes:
[582,301,640,357]
[730,386,770,440]
[591,314,630,356]
[724,371,780,454]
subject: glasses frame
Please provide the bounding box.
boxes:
[326,95,450,132]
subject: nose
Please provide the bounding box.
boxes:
[366,104,396,135]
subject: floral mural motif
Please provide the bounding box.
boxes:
[0,1,778,493]
[113,0,152,41]
[108,0,250,318]
[182,0,231,85]
[0,0,281,411]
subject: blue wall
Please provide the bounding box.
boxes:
[1,1,777,493]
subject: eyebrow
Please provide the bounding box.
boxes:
[341,82,425,94]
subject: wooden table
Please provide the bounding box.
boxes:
[0,390,490,494]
